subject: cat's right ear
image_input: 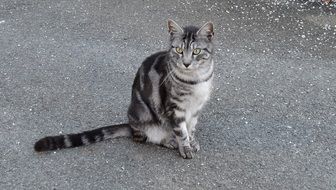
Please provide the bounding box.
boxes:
[167,19,183,35]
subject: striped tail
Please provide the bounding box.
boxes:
[34,123,132,152]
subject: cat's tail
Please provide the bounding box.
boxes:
[34,123,132,152]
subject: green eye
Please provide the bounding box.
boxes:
[193,48,201,55]
[175,47,183,54]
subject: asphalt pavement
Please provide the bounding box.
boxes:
[1,0,336,189]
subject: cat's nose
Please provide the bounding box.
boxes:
[183,63,191,68]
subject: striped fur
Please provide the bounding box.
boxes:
[34,20,215,159]
[34,124,131,151]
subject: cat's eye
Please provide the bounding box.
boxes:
[192,48,201,55]
[175,47,183,54]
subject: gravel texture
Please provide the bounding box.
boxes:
[1,0,336,189]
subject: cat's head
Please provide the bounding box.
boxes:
[167,19,214,71]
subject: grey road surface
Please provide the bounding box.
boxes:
[1,0,336,189]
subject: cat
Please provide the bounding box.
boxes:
[34,19,214,159]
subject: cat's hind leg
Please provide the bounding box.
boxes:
[130,123,148,143]
[132,129,147,143]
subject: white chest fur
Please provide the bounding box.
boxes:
[185,79,212,121]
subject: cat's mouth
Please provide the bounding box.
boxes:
[183,65,200,71]
[177,63,196,71]
[181,66,194,72]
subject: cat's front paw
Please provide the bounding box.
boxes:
[190,140,200,152]
[162,139,178,149]
[178,145,193,159]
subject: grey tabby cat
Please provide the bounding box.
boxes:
[34,19,214,159]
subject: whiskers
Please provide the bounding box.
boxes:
[160,65,174,87]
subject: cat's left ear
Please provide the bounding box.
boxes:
[168,19,183,35]
[197,22,214,40]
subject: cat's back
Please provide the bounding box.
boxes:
[128,51,169,123]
